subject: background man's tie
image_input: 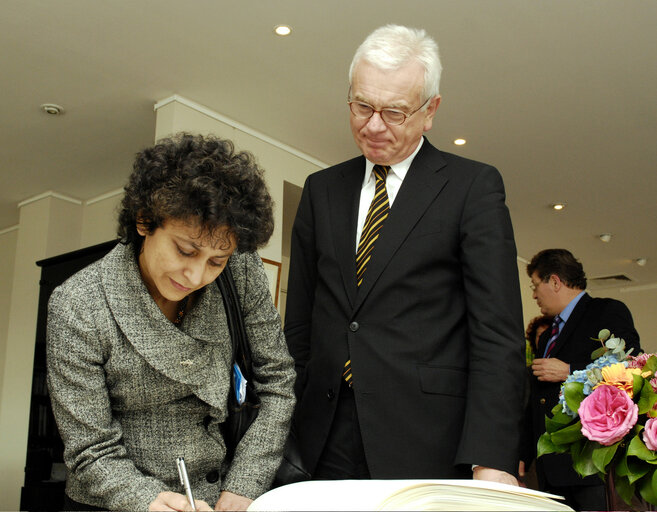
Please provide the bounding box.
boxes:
[544,315,562,358]
[344,164,391,386]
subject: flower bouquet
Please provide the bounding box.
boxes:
[538,329,657,506]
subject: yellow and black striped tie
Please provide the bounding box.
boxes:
[344,164,391,386]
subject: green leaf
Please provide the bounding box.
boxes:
[591,346,607,360]
[638,469,657,506]
[613,473,637,506]
[545,415,565,433]
[592,442,619,473]
[633,374,645,396]
[628,434,657,462]
[626,457,651,484]
[537,433,557,457]
[563,382,585,416]
[616,451,631,477]
[638,381,657,415]
[572,440,600,477]
[645,356,657,375]
[548,404,576,425]
[551,420,585,445]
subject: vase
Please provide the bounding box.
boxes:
[605,469,655,511]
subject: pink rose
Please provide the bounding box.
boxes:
[643,418,657,451]
[578,385,638,446]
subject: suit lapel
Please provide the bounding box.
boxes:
[353,140,449,313]
[550,293,591,358]
[328,157,365,309]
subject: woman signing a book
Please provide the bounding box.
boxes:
[46,133,295,511]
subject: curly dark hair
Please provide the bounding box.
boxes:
[117,133,274,253]
[526,248,587,290]
[525,315,553,349]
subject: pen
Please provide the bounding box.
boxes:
[176,456,196,511]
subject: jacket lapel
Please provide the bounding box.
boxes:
[353,140,449,313]
[100,243,232,409]
[328,157,366,309]
[550,293,591,358]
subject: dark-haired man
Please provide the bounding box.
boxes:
[520,248,641,510]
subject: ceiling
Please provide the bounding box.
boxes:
[2,0,656,289]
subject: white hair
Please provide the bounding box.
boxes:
[348,24,442,102]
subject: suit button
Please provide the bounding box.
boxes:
[349,322,359,332]
[540,398,546,405]
[327,388,335,400]
[206,469,219,483]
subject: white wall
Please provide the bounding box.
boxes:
[0,192,120,509]
[0,194,82,507]
[153,96,323,282]
[0,228,18,400]
[601,286,657,353]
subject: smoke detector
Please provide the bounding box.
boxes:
[40,103,64,115]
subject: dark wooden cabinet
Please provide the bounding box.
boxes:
[21,240,117,511]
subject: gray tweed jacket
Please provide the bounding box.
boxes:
[47,242,295,510]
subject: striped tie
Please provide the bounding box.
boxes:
[355,165,391,287]
[344,165,391,386]
[544,315,562,358]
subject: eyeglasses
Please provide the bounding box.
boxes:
[347,96,431,126]
[529,281,545,292]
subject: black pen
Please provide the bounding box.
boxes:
[176,456,196,511]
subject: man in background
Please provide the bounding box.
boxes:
[285,24,525,484]
[521,248,641,509]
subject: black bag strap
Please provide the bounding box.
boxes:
[216,265,253,380]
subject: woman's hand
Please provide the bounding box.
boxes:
[214,490,253,511]
[149,491,213,511]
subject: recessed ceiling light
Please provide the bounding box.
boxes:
[274,25,291,36]
[599,233,612,243]
[636,258,647,266]
[453,138,466,146]
[40,103,64,115]
[551,203,566,211]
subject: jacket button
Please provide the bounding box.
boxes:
[327,388,335,400]
[539,398,546,405]
[349,322,359,332]
[206,470,219,483]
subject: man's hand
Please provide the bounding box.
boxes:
[149,491,212,511]
[472,466,518,486]
[517,460,527,488]
[531,357,570,382]
[215,490,253,511]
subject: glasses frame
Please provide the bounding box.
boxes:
[529,278,549,292]
[347,91,432,126]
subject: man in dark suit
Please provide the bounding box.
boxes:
[521,248,641,510]
[284,24,525,485]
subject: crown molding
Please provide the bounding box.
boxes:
[154,94,328,169]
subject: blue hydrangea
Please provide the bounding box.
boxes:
[558,354,622,417]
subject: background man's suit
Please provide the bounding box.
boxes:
[285,138,525,478]
[522,293,641,489]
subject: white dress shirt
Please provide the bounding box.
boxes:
[355,138,424,250]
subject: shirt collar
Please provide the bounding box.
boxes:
[558,290,586,324]
[362,137,424,187]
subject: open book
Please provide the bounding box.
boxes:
[248,479,574,511]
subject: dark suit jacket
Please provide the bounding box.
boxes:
[284,138,525,478]
[522,293,641,487]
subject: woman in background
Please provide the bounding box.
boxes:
[47,133,295,511]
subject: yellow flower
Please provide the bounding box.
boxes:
[628,367,652,379]
[593,363,635,398]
